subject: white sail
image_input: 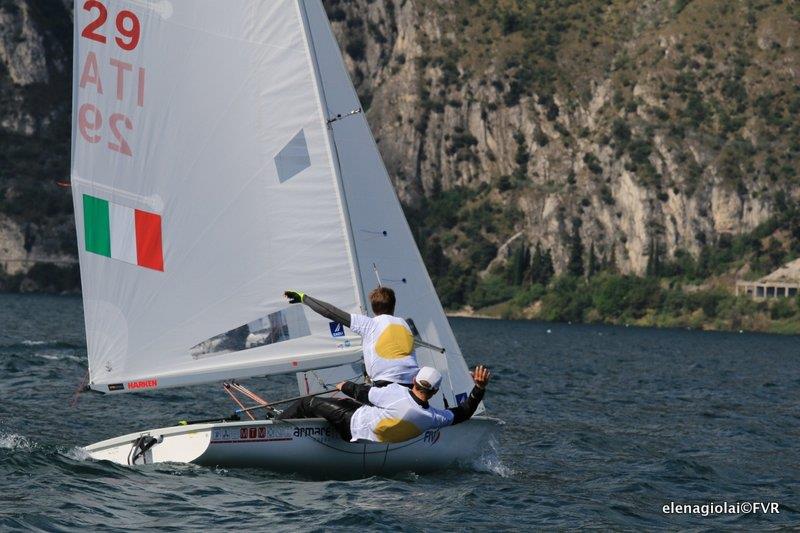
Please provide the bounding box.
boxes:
[71,0,365,392]
[72,0,478,404]
[300,1,477,410]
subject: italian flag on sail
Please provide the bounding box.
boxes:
[82,194,164,272]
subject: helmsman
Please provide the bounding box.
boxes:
[277,365,491,443]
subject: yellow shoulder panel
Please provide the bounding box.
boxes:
[373,418,422,443]
[374,324,414,360]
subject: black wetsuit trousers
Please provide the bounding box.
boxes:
[277,397,360,441]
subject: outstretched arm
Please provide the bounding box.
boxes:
[285,290,351,328]
[448,365,491,425]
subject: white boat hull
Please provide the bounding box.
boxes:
[84,416,502,477]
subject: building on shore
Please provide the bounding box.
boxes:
[736,258,800,299]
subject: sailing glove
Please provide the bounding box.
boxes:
[284,290,305,304]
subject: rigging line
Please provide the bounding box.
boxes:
[372,263,383,287]
[324,85,369,311]
[309,370,330,391]
[70,370,90,407]
[297,0,368,313]
[414,338,446,354]
[228,382,268,405]
[235,387,356,415]
[223,383,255,421]
[326,107,362,124]
[234,373,364,415]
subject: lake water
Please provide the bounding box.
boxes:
[1,294,798,530]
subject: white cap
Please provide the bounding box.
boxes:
[415,366,442,391]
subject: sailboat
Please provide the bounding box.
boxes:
[71,0,500,476]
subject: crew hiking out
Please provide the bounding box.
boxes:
[277,365,491,443]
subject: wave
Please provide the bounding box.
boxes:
[13,340,83,349]
[0,431,90,462]
[62,446,91,461]
[33,352,83,362]
[469,437,514,477]
[0,432,36,452]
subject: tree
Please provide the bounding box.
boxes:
[530,242,554,285]
[587,242,600,277]
[425,238,449,278]
[567,218,584,277]
[606,246,618,273]
[646,237,662,277]
[696,246,711,278]
[530,242,544,284]
[767,238,786,269]
[508,243,530,286]
[541,248,555,285]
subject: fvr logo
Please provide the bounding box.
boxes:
[329,321,345,338]
[423,429,441,446]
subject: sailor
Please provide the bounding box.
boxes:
[277,365,490,443]
[284,287,419,386]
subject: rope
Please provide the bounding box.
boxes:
[233,374,363,416]
[70,371,90,408]
[223,383,255,421]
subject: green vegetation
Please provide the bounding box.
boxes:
[513,272,800,334]
[404,184,520,309]
[456,205,800,334]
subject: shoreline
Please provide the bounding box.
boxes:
[446,306,800,336]
[2,291,798,336]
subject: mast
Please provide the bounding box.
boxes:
[297,0,369,314]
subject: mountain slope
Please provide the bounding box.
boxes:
[1,0,799,307]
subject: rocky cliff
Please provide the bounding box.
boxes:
[326,0,799,285]
[0,0,74,291]
[1,0,799,302]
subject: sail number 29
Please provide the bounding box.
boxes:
[79,104,133,156]
[81,0,141,51]
[78,1,145,159]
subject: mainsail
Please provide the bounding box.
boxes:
[71,0,475,407]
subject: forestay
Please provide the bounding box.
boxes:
[71,0,363,392]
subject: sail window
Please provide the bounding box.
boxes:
[190,305,311,359]
[275,129,311,182]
